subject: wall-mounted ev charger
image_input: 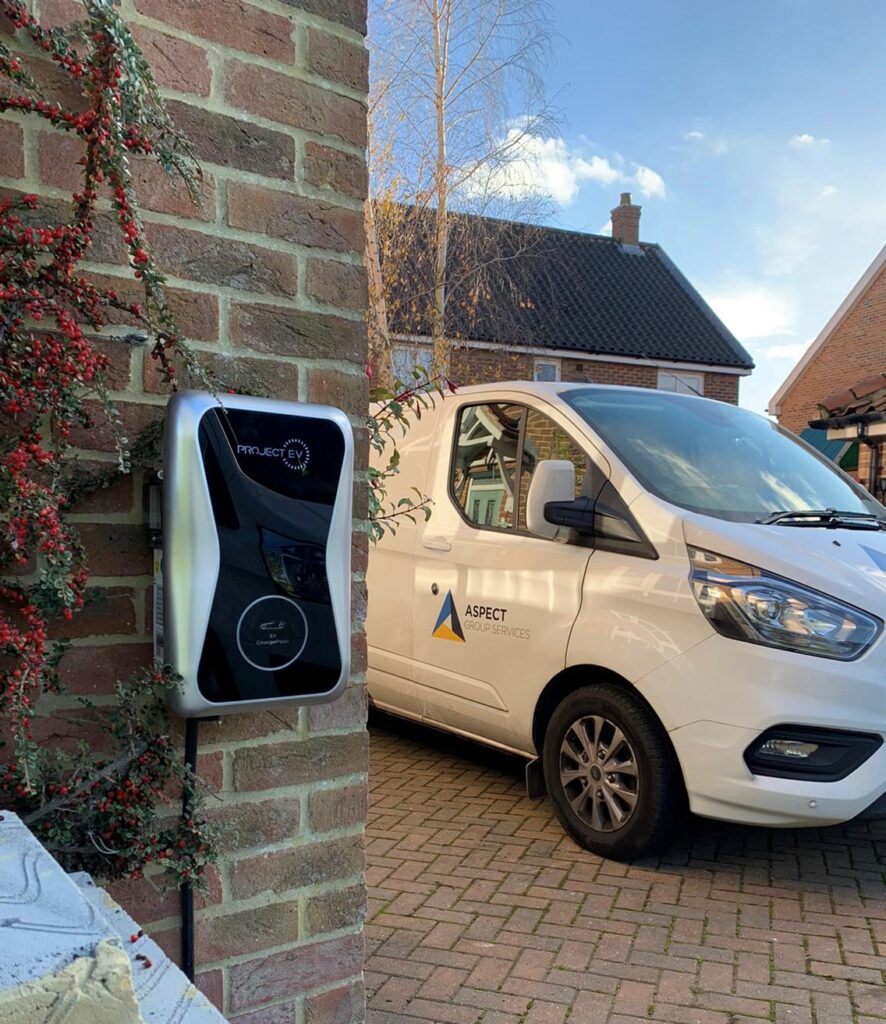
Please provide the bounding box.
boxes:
[161,390,353,717]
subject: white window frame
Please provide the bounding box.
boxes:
[391,342,431,384]
[657,370,704,396]
[533,358,560,382]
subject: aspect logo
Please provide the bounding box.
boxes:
[236,438,310,473]
[432,590,465,643]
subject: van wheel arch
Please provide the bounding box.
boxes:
[531,667,685,789]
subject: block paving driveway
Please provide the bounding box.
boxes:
[365,712,886,1024]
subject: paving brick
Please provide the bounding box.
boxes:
[364,713,886,1024]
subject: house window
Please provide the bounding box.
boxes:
[391,342,431,384]
[533,359,560,382]
[657,370,704,396]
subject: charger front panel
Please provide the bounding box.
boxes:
[163,393,352,716]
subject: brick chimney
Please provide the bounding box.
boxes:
[611,192,641,247]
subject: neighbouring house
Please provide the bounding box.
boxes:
[387,193,754,403]
[769,244,886,487]
[808,375,886,500]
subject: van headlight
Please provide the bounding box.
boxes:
[689,548,882,661]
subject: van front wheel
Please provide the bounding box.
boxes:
[542,684,680,860]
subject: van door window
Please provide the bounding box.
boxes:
[451,403,525,531]
[517,408,588,529]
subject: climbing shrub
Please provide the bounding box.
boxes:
[0,0,215,885]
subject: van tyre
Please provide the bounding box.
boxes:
[542,684,681,861]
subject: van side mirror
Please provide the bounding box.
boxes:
[543,496,595,532]
[526,460,576,540]
[545,494,650,552]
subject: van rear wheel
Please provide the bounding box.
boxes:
[542,684,681,860]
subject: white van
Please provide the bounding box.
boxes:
[366,382,886,859]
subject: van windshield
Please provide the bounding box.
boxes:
[563,387,882,523]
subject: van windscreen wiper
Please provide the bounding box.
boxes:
[757,509,886,529]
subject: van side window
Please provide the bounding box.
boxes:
[451,404,525,531]
[518,409,588,527]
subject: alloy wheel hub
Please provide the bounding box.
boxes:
[559,715,640,833]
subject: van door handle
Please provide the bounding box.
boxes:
[422,536,452,552]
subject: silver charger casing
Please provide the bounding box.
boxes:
[162,391,353,717]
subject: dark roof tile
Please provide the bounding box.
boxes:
[386,210,754,370]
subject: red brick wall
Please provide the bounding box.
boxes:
[450,346,535,383]
[2,1,368,1020]
[450,349,742,404]
[703,372,741,404]
[779,262,886,433]
[562,359,657,388]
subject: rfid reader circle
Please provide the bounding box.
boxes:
[236,595,308,672]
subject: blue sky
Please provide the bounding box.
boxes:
[521,0,886,412]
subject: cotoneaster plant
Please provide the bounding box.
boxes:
[0,0,216,886]
[0,0,431,888]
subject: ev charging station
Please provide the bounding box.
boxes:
[161,391,354,718]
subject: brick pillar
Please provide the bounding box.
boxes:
[4,0,370,1019]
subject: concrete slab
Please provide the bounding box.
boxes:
[0,811,226,1023]
[72,873,226,1024]
[0,811,119,989]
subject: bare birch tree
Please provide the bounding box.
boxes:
[367,0,556,380]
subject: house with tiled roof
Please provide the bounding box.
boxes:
[806,373,886,500]
[389,193,754,403]
[769,243,886,489]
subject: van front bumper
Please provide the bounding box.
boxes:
[667,719,886,826]
[636,635,886,828]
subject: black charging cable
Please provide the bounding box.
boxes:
[180,716,199,982]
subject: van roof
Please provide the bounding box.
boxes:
[447,380,712,402]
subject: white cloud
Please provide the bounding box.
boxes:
[573,154,623,187]
[634,165,666,198]
[789,133,830,148]
[819,184,838,198]
[702,280,796,340]
[759,228,814,277]
[460,129,666,206]
[681,128,730,156]
[763,340,813,361]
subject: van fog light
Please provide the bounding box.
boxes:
[758,738,819,759]
[745,726,882,781]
